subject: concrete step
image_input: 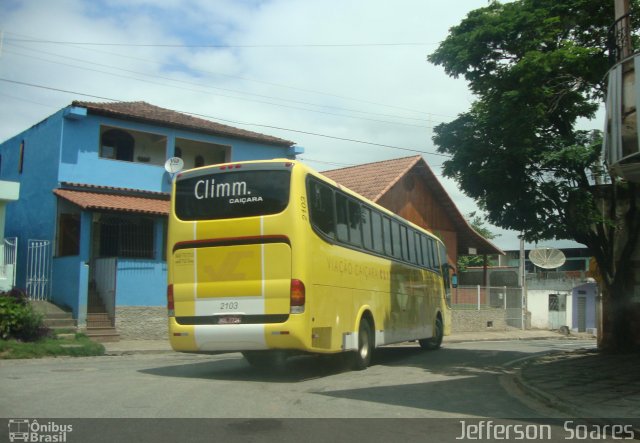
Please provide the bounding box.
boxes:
[43,317,77,329]
[87,314,113,328]
[31,300,77,331]
[87,312,111,320]
[85,327,120,343]
[87,321,114,328]
[31,300,72,316]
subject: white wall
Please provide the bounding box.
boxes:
[527,289,571,329]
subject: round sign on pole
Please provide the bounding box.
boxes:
[164,157,184,174]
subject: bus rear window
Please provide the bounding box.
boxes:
[174,169,291,220]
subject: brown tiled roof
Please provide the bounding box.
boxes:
[59,182,169,197]
[324,156,503,256]
[54,184,169,216]
[71,101,294,147]
[324,156,422,201]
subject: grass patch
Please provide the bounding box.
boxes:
[0,331,105,359]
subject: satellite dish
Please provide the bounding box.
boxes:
[529,247,566,269]
[164,157,184,174]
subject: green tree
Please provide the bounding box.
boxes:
[429,0,640,351]
[458,212,500,272]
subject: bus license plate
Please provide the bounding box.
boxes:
[219,316,242,325]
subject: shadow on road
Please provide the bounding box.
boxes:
[140,352,356,383]
[137,344,578,418]
[140,344,532,383]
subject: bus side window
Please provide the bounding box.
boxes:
[391,221,402,259]
[309,180,336,239]
[371,211,384,254]
[336,193,349,243]
[361,206,373,250]
[382,217,392,257]
[400,225,409,261]
[421,236,431,268]
[415,232,423,266]
[407,229,417,264]
[438,242,452,294]
[427,238,440,270]
[438,242,448,276]
[347,199,363,247]
[430,238,440,270]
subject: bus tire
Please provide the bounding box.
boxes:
[351,317,374,370]
[419,316,443,350]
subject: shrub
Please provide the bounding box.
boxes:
[0,289,50,341]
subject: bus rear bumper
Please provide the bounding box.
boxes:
[168,317,308,353]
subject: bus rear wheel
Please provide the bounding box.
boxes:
[351,317,374,370]
[419,316,443,350]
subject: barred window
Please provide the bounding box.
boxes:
[97,215,155,259]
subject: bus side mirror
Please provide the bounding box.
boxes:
[451,274,458,288]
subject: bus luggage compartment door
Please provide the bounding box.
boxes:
[172,242,292,317]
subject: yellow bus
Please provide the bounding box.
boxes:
[167,159,452,369]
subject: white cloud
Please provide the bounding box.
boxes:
[0,0,590,250]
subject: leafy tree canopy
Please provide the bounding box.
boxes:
[428,0,635,245]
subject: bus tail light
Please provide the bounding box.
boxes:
[290,279,305,314]
[167,284,175,317]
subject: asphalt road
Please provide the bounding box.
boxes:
[0,339,596,442]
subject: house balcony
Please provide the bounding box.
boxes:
[604,16,640,183]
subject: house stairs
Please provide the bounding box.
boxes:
[31,300,76,331]
[86,290,120,342]
[31,296,120,342]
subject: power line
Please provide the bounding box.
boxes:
[4,31,456,120]
[5,45,443,129]
[7,37,437,48]
[0,77,451,158]
[299,158,358,168]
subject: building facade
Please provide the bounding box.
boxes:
[0,100,299,339]
[461,247,597,332]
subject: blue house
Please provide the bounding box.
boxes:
[0,101,299,340]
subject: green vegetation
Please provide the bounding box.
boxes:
[428,0,640,352]
[0,330,105,359]
[0,288,48,341]
[0,289,104,359]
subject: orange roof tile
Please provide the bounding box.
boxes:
[72,100,294,147]
[323,156,422,202]
[54,188,169,216]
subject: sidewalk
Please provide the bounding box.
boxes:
[515,348,640,420]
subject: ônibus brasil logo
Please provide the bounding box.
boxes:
[8,419,73,442]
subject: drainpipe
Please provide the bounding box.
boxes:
[520,236,527,330]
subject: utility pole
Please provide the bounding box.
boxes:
[614,0,633,59]
[519,235,526,330]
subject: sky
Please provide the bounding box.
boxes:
[0,0,594,251]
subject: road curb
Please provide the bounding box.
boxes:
[103,349,174,356]
[513,354,640,439]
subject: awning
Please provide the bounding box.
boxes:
[53,185,169,216]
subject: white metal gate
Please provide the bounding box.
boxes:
[26,239,52,300]
[548,293,567,329]
[0,237,18,291]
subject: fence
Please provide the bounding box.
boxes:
[94,257,117,321]
[451,285,525,329]
[26,239,52,300]
[0,237,18,291]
